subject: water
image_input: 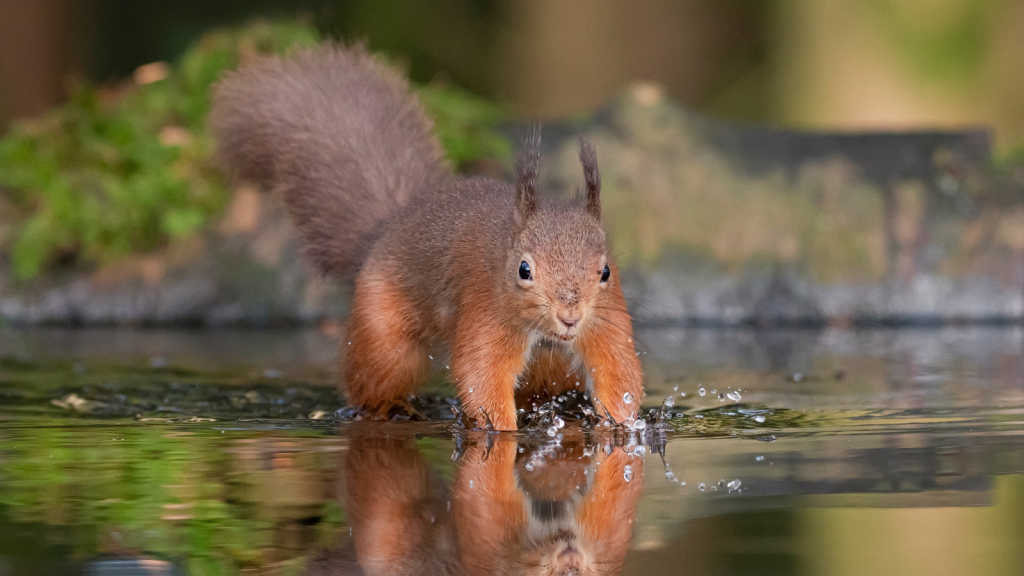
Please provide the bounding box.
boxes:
[3,326,1024,574]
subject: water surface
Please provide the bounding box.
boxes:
[2,327,1024,575]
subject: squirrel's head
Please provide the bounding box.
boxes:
[509,132,614,343]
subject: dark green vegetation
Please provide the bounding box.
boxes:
[0,20,509,281]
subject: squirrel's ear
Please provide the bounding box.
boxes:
[579,136,601,221]
[514,126,541,229]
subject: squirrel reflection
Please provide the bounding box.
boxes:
[307,426,644,576]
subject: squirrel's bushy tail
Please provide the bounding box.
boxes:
[211,45,449,279]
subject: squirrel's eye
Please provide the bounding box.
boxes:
[518,261,533,281]
[600,264,610,283]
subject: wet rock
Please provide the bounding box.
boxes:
[536,84,1017,326]
[0,186,346,326]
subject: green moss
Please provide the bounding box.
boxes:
[416,82,511,169]
[0,20,509,280]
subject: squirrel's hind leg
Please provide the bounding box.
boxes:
[516,344,585,409]
[343,266,430,418]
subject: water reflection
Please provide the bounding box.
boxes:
[307,427,645,576]
[5,327,1024,574]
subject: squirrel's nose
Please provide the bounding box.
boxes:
[557,311,580,329]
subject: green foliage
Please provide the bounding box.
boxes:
[417,82,511,168]
[0,21,319,280]
[0,20,508,280]
[862,0,1001,87]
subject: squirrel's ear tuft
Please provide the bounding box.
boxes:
[578,136,600,221]
[514,126,541,230]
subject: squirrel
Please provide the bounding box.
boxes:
[211,45,644,430]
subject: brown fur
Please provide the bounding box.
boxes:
[212,45,644,429]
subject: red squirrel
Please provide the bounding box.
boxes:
[211,45,644,429]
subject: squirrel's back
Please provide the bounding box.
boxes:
[210,45,450,279]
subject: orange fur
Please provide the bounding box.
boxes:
[576,264,644,424]
[449,305,527,431]
[516,343,585,408]
[344,266,430,416]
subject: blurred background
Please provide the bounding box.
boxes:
[2,0,1024,326]
[2,0,1023,150]
[5,5,1024,575]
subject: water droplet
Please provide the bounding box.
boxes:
[727,479,741,490]
[468,387,474,393]
[755,455,765,462]
[445,365,450,369]
[469,480,474,489]
[553,415,565,428]
[623,465,633,482]
[348,342,352,346]
[698,483,706,492]
[663,396,675,408]
[623,392,634,404]
[698,387,706,397]
[525,461,535,471]
[793,372,803,382]
[727,391,741,402]
[665,471,677,482]
[546,426,557,437]
[718,392,726,401]
[632,418,647,431]
[673,385,679,392]
[428,355,434,359]
[754,414,766,423]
